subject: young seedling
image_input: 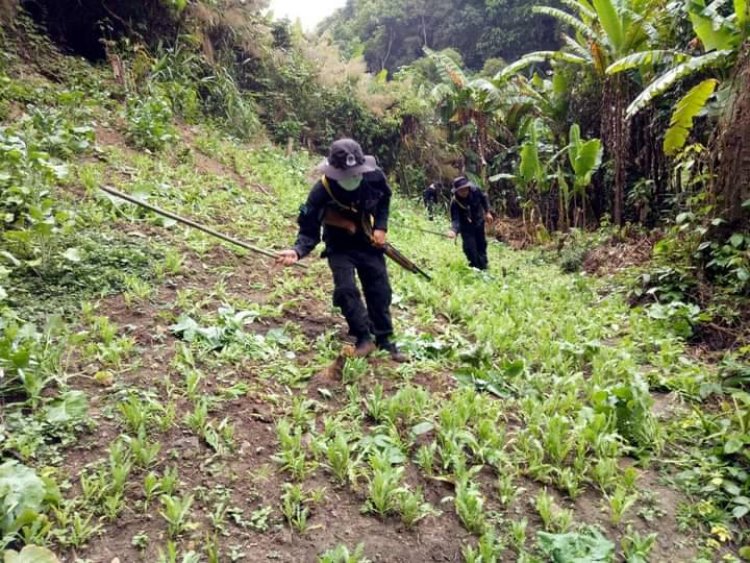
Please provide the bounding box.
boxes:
[364,450,404,518]
[318,543,370,563]
[281,483,310,534]
[497,471,519,506]
[160,466,179,495]
[342,356,369,384]
[556,467,583,500]
[508,518,528,551]
[131,531,149,550]
[621,527,657,562]
[275,418,311,481]
[592,457,618,492]
[102,493,124,521]
[397,488,438,528]
[414,442,437,477]
[461,527,504,563]
[128,429,162,468]
[143,472,162,510]
[607,485,638,525]
[325,432,360,485]
[455,479,486,535]
[535,489,572,533]
[160,493,195,538]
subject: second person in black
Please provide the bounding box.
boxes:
[447,176,493,270]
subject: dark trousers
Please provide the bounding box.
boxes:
[461,225,489,270]
[425,201,435,220]
[328,249,393,341]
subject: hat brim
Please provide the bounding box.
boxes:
[317,155,378,180]
[451,182,471,194]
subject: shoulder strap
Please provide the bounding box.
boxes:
[321,175,358,213]
[452,196,469,211]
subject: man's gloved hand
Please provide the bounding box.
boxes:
[276,249,299,266]
[447,230,457,239]
[372,229,387,247]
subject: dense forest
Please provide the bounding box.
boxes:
[0,0,748,561]
[318,0,560,73]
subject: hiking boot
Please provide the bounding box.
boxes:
[378,341,408,363]
[354,338,377,358]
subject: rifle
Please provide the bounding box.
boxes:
[323,209,432,281]
[100,185,307,269]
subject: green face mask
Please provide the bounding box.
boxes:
[338,175,363,191]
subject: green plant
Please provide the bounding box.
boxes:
[534,489,572,533]
[2,545,60,563]
[281,483,310,534]
[455,480,486,535]
[160,494,195,538]
[462,528,504,562]
[318,543,370,563]
[363,451,404,518]
[125,94,176,151]
[536,526,615,562]
[397,488,438,528]
[325,432,360,485]
[621,527,657,563]
[0,461,53,547]
[607,485,638,525]
[509,518,528,551]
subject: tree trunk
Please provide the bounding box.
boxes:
[601,75,629,226]
[712,43,750,228]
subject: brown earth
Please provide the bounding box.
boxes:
[50,123,705,563]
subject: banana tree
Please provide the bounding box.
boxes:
[427,48,509,185]
[607,0,749,224]
[491,118,555,228]
[497,0,664,225]
[567,124,604,228]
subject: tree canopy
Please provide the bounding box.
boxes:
[318,0,560,73]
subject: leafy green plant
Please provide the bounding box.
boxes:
[2,545,60,563]
[363,451,404,518]
[160,494,195,538]
[621,527,657,563]
[125,94,176,152]
[397,488,438,528]
[536,526,615,562]
[318,543,370,563]
[325,432,360,485]
[281,483,311,534]
[461,527,504,563]
[455,480,486,535]
[607,485,638,525]
[0,461,52,547]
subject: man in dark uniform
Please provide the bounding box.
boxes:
[276,138,406,361]
[423,183,438,220]
[447,176,493,270]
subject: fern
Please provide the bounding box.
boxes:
[626,50,731,117]
[663,78,718,155]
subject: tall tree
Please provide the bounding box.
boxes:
[606,0,749,225]
[502,0,665,225]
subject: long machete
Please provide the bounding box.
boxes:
[99,185,307,269]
